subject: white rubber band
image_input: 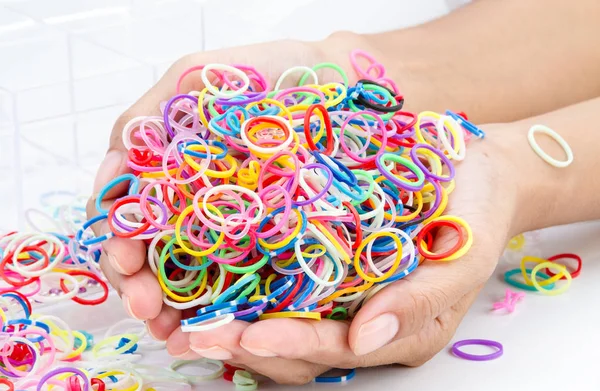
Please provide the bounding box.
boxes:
[180,313,235,332]
[274,66,319,91]
[527,124,574,168]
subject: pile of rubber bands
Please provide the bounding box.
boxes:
[87,49,481,331]
[0,49,488,389]
[0,291,227,390]
[0,194,108,307]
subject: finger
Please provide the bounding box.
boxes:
[119,265,163,321]
[98,253,121,296]
[394,286,483,367]
[236,287,483,370]
[348,229,497,356]
[237,304,467,370]
[189,320,250,361]
[247,357,329,386]
[85,196,147,277]
[166,326,201,360]
[146,304,181,341]
[102,236,146,276]
[187,320,329,385]
[240,318,358,369]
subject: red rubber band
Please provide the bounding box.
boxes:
[545,253,582,279]
[416,220,465,260]
[0,378,14,391]
[304,104,334,155]
[59,270,109,306]
[107,196,152,239]
[67,375,82,391]
[91,378,106,391]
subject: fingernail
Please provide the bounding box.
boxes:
[122,295,142,321]
[107,252,128,275]
[191,346,233,360]
[93,150,125,194]
[353,313,399,356]
[239,341,278,358]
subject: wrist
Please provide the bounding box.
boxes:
[478,121,579,235]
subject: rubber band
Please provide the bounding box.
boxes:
[527,124,574,168]
[0,52,487,389]
[545,253,582,279]
[451,339,503,361]
[531,262,572,295]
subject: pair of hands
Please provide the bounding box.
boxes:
[86,36,520,384]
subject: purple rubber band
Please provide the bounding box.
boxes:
[375,155,424,192]
[111,195,167,234]
[234,301,268,317]
[293,163,333,207]
[163,94,199,139]
[398,173,442,220]
[451,339,503,361]
[409,143,455,182]
[37,367,90,391]
[392,118,416,139]
[216,91,267,106]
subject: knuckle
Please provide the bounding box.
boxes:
[408,286,447,323]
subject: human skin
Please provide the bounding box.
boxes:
[87,0,600,384]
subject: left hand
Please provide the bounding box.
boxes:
[168,124,523,384]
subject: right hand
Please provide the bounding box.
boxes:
[85,32,387,358]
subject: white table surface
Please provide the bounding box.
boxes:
[2,1,600,390]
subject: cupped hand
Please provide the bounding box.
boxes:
[179,125,523,384]
[85,32,379,356]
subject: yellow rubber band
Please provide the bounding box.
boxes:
[419,216,473,261]
[354,231,403,283]
[520,256,565,286]
[531,262,572,295]
[312,221,352,265]
[507,234,526,251]
[62,330,87,359]
[184,153,237,179]
[423,185,448,225]
[257,209,303,250]
[319,279,374,305]
[158,264,208,302]
[175,204,225,257]
[259,311,321,321]
[92,334,139,358]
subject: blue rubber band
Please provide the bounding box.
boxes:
[95,174,139,215]
[504,268,556,291]
[315,368,356,383]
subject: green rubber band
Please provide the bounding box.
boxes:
[298,62,349,86]
[223,254,269,274]
[159,236,206,293]
[379,153,425,190]
[326,306,348,321]
[235,274,261,300]
[350,170,375,205]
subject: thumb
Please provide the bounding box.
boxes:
[348,219,499,356]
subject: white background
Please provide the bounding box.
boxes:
[1,0,599,390]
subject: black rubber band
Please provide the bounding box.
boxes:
[354,79,404,112]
